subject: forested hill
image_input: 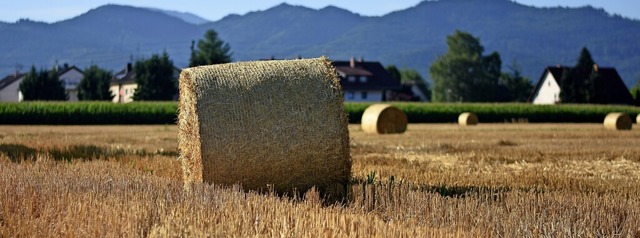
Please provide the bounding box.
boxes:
[1,0,639,85]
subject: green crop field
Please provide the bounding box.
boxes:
[1,102,639,124]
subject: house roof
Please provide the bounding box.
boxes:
[332,60,400,91]
[529,65,635,105]
[1,65,84,91]
[111,68,136,86]
[57,65,84,76]
[110,64,183,86]
[0,73,26,90]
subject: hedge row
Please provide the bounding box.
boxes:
[0,102,176,125]
[346,103,640,123]
[0,102,638,125]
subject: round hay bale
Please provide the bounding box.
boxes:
[177,57,351,201]
[603,112,632,130]
[361,104,407,134]
[458,112,478,126]
[637,114,640,125]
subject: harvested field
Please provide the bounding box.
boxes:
[1,124,640,237]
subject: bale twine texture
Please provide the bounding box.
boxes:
[178,57,351,198]
[458,112,478,126]
[603,112,632,130]
[361,104,407,134]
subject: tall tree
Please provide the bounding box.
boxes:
[630,78,640,106]
[560,47,595,103]
[78,65,113,101]
[429,30,501,102]
[189,29,232,67]
[585,67,606,104]
[19,66,67,101]
[133,52,177,101]
[499,62,533,102]
[385,65,401,82]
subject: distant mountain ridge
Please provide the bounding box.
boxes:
[1,0,639,87]
[146,8,211,24]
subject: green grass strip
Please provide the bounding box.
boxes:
[0,102,638,124]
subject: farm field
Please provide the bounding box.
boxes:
[1,123,640,237]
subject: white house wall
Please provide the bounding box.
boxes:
[0,77,24,102]
[532,72,561,105]
[110,84,137,103]
[343,90,383,102]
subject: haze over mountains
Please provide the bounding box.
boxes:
[1,0,639,86]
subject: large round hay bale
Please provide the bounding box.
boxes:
[603,112,632,130]
[361,104,407,134]
[177,57,351,200]
[458,112,478,126]
[637,114,640,125]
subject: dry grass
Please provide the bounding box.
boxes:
[2,124,640,237]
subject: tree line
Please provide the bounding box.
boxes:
[20,28,637,103]
[19,29,232,101]
[429,30,640,104]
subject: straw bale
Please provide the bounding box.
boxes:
[177,57,351,199]
[361,104,407,134]
[458,112,478,126]
[637,114,640,125]
[603,112,632,130]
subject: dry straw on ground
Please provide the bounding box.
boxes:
[603,112,632,130]
[458,112,478,126]
[177,57,351,198]
[361,104,407,134]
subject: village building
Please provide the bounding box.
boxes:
[0,72,27,102]
[110,63,137,103]
[332,58,401,102]
[529,65,634,105]
[109,63,181,103]
[0,64,83,102]
[58,65,84,101]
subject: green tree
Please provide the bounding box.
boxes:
[499,62,533,102]
[19,66,67,101]
[133,52,177,101]
[429,30,501,102]
[630,78,640,106]
[189,29,232,67]
[78,65,113,101]
[585,68,606,104]
[385,65,401,82]
[560,47,595,103]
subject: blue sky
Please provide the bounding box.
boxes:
[0,0,638,23]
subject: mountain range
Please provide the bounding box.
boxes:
[1,0,639,86]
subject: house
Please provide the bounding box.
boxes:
[57,65,84,101]
[529,65,634,105]
[109,63,181,103]
[110,63,137,103]
[388,81,430,102]
[0,72,26,102]
[0,64,84,102]
[332,58,401,102]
